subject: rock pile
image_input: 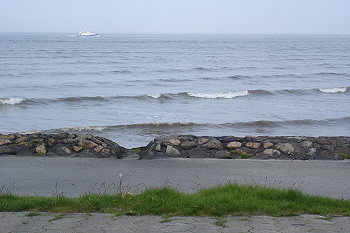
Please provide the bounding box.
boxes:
[140,135,350,160]
[0,133,125,158]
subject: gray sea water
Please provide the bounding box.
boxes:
[1,33,349,148]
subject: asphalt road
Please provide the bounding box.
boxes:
[0,156,349,199]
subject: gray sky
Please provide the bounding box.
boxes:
[1,0,349,34]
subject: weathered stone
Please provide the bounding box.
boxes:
[214,151,231,159]
[167,139,181,146]
[301,140,313,149]
[48,138,56,147]
[0,145,18,155]
[203,139,223,150]
[165,146,181,156]
[263,142,273,149]
[198,138,209,145]
[0,139,11,146]
[226,141,242,149]
[101,149,111,158]
[276,143,295,154]
[73,146,83,152]
[307,148,317,156]
[83,140,98,149]
[263,149,281,158]
[53,145,72,156]
[14,137,28,144]
[155,143,162,152]
[61,138,77,144]
[94,146,103,153]
[35,144,46,155]
[180,141,197,149]
[246,142,261,149]
[0,134,16,141]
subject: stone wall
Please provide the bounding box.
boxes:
[0,133,125,158]
[139,135,350,160]
[1,133,350,160]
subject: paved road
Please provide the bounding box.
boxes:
[2,212,350,233]
[0,156,349,199]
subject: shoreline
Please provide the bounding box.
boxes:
[1,132,349,160]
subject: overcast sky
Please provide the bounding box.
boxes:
[1,0,349,34]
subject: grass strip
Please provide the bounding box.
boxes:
[1,184,350,217]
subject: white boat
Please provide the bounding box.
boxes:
[78,28,99,37]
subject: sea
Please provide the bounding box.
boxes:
[0,33,349,148]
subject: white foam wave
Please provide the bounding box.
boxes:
[147,94,162,99]
[59,126,108,132]
[187,90,249,99]
[0,98,26,105]
[318,87,346,94]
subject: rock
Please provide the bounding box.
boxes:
[180,141,197,149]
[94,146,103,153]
[48,138,57,147]
[101,149,111,158]
[53,145,72,156]
[263,142,273,149]
[155,143,162,152]
[165,146,181,156]
[0,139,11,146]
[276,143,295,155]
[35,144,46,155]
[203,139,223,150]
[246,142,261,149]
[301,140,313,149]
[0,145,18,155]
[83,140,98,149]
[167,139,181,146]
[73,146,83,152]
[214,151,231,159]
[198,138,209,145]
[61,138,77,144]
[263,149,281,158]
[14,137,28,144]
[226,141,242,149]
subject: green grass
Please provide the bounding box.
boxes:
[336,152,350,159]
[1,184,350,217]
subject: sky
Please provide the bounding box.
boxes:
[0,0,349,34]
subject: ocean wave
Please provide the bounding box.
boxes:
[45,117,350,134]
[187,90,249,99]
[318,87,347,94]
[0,98,26,105]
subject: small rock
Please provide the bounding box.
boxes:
[226,141,242,149]
[214,151,231,159]
[155,143,162,152]
[263,142,273,149]
[301,140,313,149]
[165,146,181,156]
[61,138,77,144]
[101,149,111,158]
[53,145,72,156]
[180,141,197,149]
[94,146,103,153]
[35,144,47,155]
[198,138,209,145]
[73,146,83,152]
[167,139,181,146]
[263,149,281,157]
[276,143,295,155]
[83,140,98,148]
[48,138,57,147]
[203,139,223,150]
[246,142,261,149]
[0,139,11,146]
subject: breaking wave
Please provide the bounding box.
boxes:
[187,90,249,99]
[318,87,347,94]
[0,98,26,105]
